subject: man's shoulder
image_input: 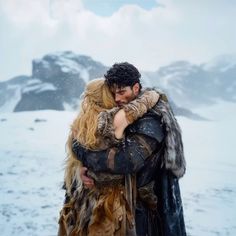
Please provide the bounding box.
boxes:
[127,110,165,143]
[137,109,162,125]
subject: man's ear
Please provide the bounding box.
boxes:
[133,83,140,95]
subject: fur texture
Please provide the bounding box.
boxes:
[122,90,159,124]
[58,87,185,236]
[151,88,186,178]
[58,89,160,235]
[97,90,160,147]
[64,132,83,196]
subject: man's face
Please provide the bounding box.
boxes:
[112,83,140,106]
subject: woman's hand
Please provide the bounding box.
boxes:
[79,167,94,188]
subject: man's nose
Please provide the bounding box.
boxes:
[115,94,121,103]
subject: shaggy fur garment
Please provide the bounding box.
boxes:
[151,88,186,178]
[58,90,160,236]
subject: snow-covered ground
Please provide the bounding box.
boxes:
[0,102,236,236]
[179,102,236,235]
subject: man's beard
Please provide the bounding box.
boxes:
[116,102,124,107]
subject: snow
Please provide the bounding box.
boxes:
[56,58,79,74]
[203,54,236,72]
[220,62,236,72]
[161,71,180,88]
[26,79,42,85]
[41,60,51,69]
[63,99,81,111]
[56,58,90,82]
[158,63,195,90]
[0,102,236,235]
[0,110,78,236]
[22,82,57,94]
[33,59,50,70]
[0,85,22,112]
[43,52,91,82]
[79,68,89,83]
[51,54,84,76]
[179,101,236,235]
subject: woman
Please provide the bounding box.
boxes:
[58,78,159,236]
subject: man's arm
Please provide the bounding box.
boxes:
[72,115,165,174]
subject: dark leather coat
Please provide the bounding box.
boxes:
[72,110,186,236]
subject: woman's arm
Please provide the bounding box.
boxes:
[105,90,160,139]
[73,115,165,174]
[113,109,129,139]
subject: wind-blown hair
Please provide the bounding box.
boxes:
[71,78,116,150]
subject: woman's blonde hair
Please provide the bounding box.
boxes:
[64,78,116,195]
[71,78,116,149]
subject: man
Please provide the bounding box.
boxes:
[72,62,186,236]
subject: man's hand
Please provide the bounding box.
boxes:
[80,167,94,188]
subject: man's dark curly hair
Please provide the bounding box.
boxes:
[104,62,142,89]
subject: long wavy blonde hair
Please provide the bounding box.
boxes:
[72,78,116,149]
[64,78,116,194]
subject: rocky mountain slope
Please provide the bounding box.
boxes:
[1,52,235,119]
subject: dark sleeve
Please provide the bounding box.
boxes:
[72,115,165,174]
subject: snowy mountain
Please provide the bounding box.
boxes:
[0,51,108,112]
[142,54,236,108]
[202,54,236,72]
[1,52,235,116]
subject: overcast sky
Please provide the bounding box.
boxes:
[0,0,236,81]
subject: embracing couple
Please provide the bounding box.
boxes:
[58,62,186,236]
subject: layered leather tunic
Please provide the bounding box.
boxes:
[72,109,186,236]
